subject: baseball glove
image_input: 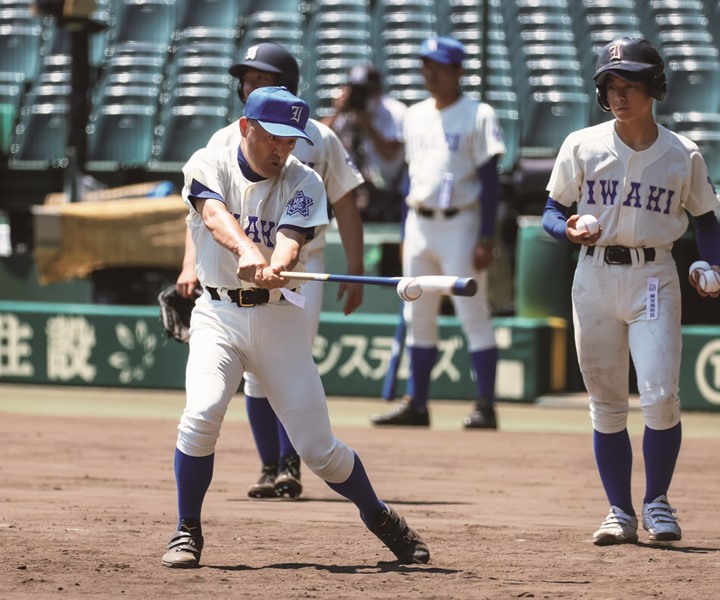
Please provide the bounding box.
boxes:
[158,285,201,344]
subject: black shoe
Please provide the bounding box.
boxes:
[371,398,430,427]
[463,401,498,430]
[247,463,279,498]
[369,505,430,564]
[275,454,302,498]
[162,519,204,568]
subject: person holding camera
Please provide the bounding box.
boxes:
[322,65,407,222]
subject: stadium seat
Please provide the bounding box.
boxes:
[9,102,69,168]
[0,24,43,84]
[0,80,21,155]
[112,0,176,48]
[174,0,244,31]
[86,104,156,170]
[152,105,229,166]
[656,59,720,115]
[519,90,589,155]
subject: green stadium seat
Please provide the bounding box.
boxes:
[9,102,69,168]
[0,81,22,155]
[0,24,43,84]
[174,0,244,31]
[152,105,229,166]
[86,104,156,170]
[113,0,176,47]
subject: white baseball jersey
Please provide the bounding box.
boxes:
[547,120,719,249]
[206,118,363,254]
[182,146,329,290]
[403,95,505,211]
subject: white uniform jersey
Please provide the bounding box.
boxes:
[403,95,505,211]
[547,120,719,249]
[207,118,363,253]
[182,146,329,289]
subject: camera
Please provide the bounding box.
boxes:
[346,84,373,111]
[345,64,381,112]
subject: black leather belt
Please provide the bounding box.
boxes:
[206,286,274,307]
[417,207,459,218]
[586,245,656,265]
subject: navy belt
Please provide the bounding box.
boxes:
[416,207,459,218]
[586,246,656,265]
[205,286,274,307]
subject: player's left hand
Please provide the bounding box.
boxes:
[473,240,494,271]
[566,214,602,245]
[257,264,290,289]
[689,264,720,299]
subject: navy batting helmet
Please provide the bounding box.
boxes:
[229,42,300,102]
[593,37,667,111]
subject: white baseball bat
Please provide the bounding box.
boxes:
[278,272,478,297]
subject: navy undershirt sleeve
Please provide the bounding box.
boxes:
[692,210,720,265]
[542,197,572,242]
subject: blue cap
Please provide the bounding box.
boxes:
[244,86,313,145]
[419,36,465,66]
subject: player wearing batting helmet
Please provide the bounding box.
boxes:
[174,42,365,501]
[543,37,720,546]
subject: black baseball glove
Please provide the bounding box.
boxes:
[158,285,201,344]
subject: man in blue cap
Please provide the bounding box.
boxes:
[371,36,506,430]
[161,86,430,569]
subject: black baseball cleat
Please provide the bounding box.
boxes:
[162,520,204,569]
[369,505,430,564]
[463,401,498,430]
[248,463,279,498]
[371,397,430,427]
[275,454,302,498]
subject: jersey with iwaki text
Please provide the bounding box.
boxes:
[207,118,362,253]
[402,95,506,210]
[547,120,719,249]
[182,146,329,289]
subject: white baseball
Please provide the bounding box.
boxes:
[397,277,422,301]
[699,269,720,293]
[576,214,600,235]
[689,260,711,277]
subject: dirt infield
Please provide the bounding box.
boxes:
[2,384,720,599]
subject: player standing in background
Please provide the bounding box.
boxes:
[542,37,720,546]
[162,86,429,569]
[175,42,365,500]
[371,36,505,430]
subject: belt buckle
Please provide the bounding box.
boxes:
[238,289,257,307]
[604,246,626,265]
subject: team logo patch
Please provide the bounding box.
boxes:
[286,190,314,218]
[609,43,622,61]
[290,105,304,123]
[245,45,259,60]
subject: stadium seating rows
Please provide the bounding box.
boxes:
[1,0,719,182]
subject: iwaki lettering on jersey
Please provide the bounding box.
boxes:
[244,216,277,248]
[586,179,675,214]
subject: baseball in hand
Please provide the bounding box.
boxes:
[699,269,720,294]
[576,214,600,236]
[689,260,711,277]
[397,277,422,301]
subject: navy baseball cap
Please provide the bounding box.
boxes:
[244,86,314,145]
[419,36,465,66]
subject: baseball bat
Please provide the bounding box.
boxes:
[278,272,478,297]
[381,302,406,401]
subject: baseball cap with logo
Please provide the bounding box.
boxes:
[244,86,314,145]
[419,36,465,66]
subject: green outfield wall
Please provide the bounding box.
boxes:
[0,301,718,411]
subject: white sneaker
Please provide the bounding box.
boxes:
[593,506,639,546]
[642,495,682,541]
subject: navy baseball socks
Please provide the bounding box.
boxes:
[162,450,213,568]
[463,348,499,430]
[592,425,682,545]
[327,452,430,564]
[245,395,303,498]
[371,346,435,426]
